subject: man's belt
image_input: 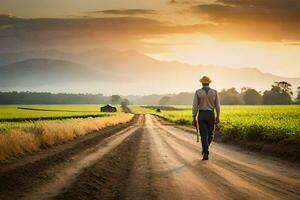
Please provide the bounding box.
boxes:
[199,110,213,112]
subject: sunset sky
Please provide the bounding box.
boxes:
[1,0,300,77]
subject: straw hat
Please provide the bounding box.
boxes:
[200,76,212,84]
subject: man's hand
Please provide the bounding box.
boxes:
[215,116,220,124]
[192,118,197,127]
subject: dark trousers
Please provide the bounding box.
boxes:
[198,110,215,155]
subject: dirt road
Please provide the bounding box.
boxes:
[1,114,300,200]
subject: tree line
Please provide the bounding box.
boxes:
[0,92,111,104]
[158,81,300,105]
[0,82,299,105]
[220,81,297,105]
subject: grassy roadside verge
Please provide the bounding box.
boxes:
[0,114,133,161]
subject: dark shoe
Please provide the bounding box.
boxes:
[202,154,209,160]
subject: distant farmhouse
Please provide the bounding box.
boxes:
[100,104,117,112]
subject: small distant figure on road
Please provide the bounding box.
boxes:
[192,76,220,160]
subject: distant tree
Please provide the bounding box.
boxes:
[296,86,300,104]
[158,96,171,105]
[110,95,121,105]
[263,82,292,105]
[242,88,262,105]
[172,92,193,105]
[275,81,293,96]
[219,88,244,105]
[121,98,130,106]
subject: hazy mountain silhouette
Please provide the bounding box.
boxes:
[0,59,100,87]
[0,49,299,94]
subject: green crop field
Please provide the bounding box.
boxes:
[0,105,121,122]
[130,105,300,144]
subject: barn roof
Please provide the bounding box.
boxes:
[101,104,116,108]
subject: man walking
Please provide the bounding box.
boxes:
[192,76,220,160]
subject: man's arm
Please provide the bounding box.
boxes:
[192,91,199,126]
[215,92,221,124]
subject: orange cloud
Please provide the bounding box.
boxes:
[0,15,212,53]
[90,9,156,15]
[191,0,300,41]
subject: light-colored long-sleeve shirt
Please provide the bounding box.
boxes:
[192,87,220,117]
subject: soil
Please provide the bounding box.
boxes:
[0,114,300,200]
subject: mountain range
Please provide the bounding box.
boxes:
[0,48,299,95]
